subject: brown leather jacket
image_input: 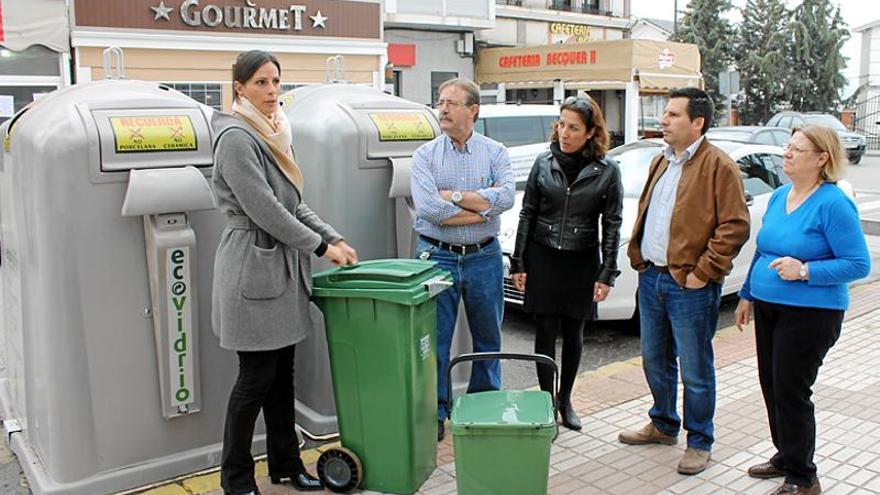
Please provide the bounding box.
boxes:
[627,139,750,287]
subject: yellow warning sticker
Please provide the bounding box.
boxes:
[369,113,435,142]
[109,115,198,153]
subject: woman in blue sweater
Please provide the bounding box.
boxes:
[735,125,870,495]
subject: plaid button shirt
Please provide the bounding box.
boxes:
[410,132,515,244]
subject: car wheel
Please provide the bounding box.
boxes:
[850,154,862,165]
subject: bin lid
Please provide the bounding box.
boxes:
[312,259,452,306]
[450,390,556,432]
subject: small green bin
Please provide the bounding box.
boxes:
[449,353,558,495]
[312,259,452,494]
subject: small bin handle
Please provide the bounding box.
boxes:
[446,352,559,419]
[423,275,452,298]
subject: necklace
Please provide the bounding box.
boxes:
[786,181,821,214]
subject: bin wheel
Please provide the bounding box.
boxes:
[317,447,363,493]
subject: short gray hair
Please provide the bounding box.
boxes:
[437,77,480,121]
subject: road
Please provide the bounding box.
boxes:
[499,151,880,392]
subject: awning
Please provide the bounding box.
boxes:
[476,39,702,93]
[0,0,69,52]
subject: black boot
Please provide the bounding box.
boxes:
[558,402,582,431]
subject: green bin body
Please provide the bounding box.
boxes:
[312,259,452,494]
[451,390,556,495]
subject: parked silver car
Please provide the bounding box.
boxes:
[706,125,790,147]
[766,111,867,164]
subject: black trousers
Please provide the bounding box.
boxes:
[534,314,585,404]
[754,299,843,486]
[220,344,305,495]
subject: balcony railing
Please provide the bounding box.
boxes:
[496,0,524,5]
[548,1,613,16]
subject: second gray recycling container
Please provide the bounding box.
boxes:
[286,83,475,439]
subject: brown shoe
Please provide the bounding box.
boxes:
[767,480,821,495]
[618,422,678,445]
[677,448,711,475]
[748,461,785,479]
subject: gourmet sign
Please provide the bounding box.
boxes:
[73,0,381,39]
[169,0,328,30]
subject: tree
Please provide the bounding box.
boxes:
[672,0,737,121]
[736,0,788,125]
[784,0,849,112]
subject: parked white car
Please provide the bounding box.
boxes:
[499,139,854,323]
[474,104,558,183]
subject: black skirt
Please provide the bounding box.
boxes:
[522,240,599,320]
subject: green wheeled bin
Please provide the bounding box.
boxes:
[448,352,559,495]
[311,259,453,494]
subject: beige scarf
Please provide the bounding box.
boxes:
[232,96,304,191]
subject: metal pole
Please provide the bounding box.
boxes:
[674,0,678,35]
[728,95,733,126]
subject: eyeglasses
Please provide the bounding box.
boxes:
[562,96,594,121]
[563,96,592,111]
[784,143,820,154]
[433,100,471,109]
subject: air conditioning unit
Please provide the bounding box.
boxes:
[457,32,474,56]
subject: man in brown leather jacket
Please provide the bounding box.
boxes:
[618,87,750,476]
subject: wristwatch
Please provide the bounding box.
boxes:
[451,191,463,204]
[799,262,808,280]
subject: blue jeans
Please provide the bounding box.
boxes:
[638,265,721,451]
[416,238,504,421]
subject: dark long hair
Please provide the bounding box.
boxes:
[232,50,281,101]
[550,95,610,161]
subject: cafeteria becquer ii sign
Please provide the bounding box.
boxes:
[73,0,381,39]
[151,0,329,30]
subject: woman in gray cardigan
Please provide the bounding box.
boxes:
[212,50,358,495]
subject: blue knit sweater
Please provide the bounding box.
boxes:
[739,183,870,310]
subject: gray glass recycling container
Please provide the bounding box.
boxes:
[0,80,242,495]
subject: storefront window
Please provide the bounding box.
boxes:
[162,83,222,110]
[281,83,312,93]
[392,71,402,97]
[549,0,573,11]
[0,46,60,76]
[0,86,57,125]
[431,71,458,105]
[508,88,554,105]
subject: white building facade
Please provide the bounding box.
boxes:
[479,0,632,107]
[384,0,495,105]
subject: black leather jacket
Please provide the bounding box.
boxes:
[510,149,624,286]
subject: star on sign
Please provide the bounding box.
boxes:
[310,10,328,28]
[151,1,173,21]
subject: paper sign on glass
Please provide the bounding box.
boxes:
[0,96,14,118]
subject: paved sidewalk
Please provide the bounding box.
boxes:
[170,282,880,495]
[5,283,880,495]
[395,282,880,495]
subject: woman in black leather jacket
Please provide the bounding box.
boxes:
[510,95,623,431]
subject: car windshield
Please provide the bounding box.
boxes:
[803,114,847,131]
[478,116,551,147]
[607,142,662,197]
